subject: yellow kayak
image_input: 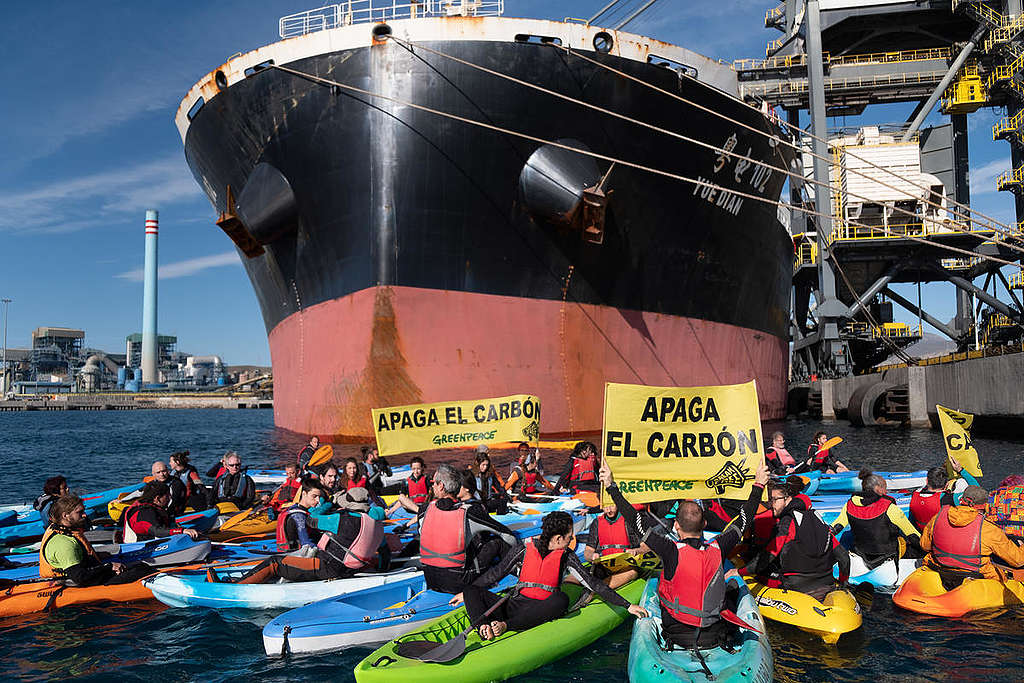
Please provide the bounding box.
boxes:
[209,506,276,541]
[745,578,862,644]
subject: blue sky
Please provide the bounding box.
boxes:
[0,1,1017,364]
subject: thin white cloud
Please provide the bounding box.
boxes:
[116,251,239,282]
[971,158,1011,196]
[0,155,204,234]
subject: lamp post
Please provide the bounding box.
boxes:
[1,298,10,395]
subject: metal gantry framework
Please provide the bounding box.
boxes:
[742,0,1024,379]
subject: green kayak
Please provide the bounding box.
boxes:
[354,579,644,682]
[627,577,773,683]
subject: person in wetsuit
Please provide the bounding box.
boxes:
[296,436,319,468]
[151,460,188,517]
[452,511,648,640]
[33,476,69,522]
[361,445,392,495]
[169,451,208,511]
[555,441,599,495]
[211,452,257,509]
[831,470,921,566]
[472,453,509,514]
[122,481,201,543]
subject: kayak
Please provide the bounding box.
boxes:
[744,578,862,644]
[0,510,16,528]
[0,575,155,617]
[264,573,520,656]
[177,508,220,534]
[0,535,212,581]
[8,482,145,524]
[892,565,1024,617]
[628,576,772,683]
[145,564,424,610]
[354,579,645,682]
[250,464,412,488]
[508,497,585,514]
[834,552,920,592]
[806,470,927,494]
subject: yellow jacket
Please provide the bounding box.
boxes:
[921,505,1024,581]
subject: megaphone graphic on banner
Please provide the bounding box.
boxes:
[705,459,755,495]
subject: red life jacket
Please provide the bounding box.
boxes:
[276,506,311,551]
[657,539,729,627]
[910,489,945,531]
[930,506,984,574]
[570,457,597,483]
[813,447,830,467]
[596,514,632,556]
[270,478,301,510]
[123,501,174,543]
[407,475,429,504]
[420,501,467,569]
[519,540,564,599]
[346,476,368,490]
[523,470,540,493]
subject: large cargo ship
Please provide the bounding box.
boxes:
[175,1,797,439]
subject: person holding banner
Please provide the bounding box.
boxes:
[419,464,521,594]
[742,481,851,600]
[910,459,979,532]
[555,441,600,494]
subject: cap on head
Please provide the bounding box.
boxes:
[961,485,989,506]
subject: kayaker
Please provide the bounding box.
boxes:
[400,457,432,507]
[986,475,1024,541]
[631,462,769,649]
[920,485,1024,585]
[910,459,980,532]
[361,445,392,494]
[318,465,343,497]
[473,452,509,514]
[340,457,369,491]
[451,511,647,641]
[742,481,850,599]
[41,495,152,586]
[122,481,201,543]
[555,441,599,494]
[765,431,798,476]
[509,442,544,477]
[169,451,208,511]
[296,436,319,468]
[33,476,70,521]
[151,460,188,516]
[582,493,643,590]
[505,456,556,500]
[206,453,228,479]
[211,452,258,509]
[805,432,849,474]
[830,470,922,566]
[417,464,521,594]
[269,463,302,511]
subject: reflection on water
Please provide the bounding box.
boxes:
[0,411,1022,681]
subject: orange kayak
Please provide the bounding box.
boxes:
[892,566,1024,618]
[0,577,153,617]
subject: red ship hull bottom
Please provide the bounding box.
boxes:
[268,286,788,440]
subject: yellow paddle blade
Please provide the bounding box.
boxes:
[216,502,240,514]
[219,507,257,531]
[308,445,334,467]
[816,436,843,453]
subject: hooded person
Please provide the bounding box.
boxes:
[921,485,1024,586]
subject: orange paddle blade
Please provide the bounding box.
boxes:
[574,491,600,508]
[308,445,334,467]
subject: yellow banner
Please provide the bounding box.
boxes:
[936,404,982,478]
[602,380,763,503]
[372,394,540,457]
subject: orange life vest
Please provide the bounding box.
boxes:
[596,514,632,556]
[419,501,467,569]
[519,540,564,600]
[407,475,429,505]
[270,478,301,510]
[39,525,100,579]
[930,506,985,574]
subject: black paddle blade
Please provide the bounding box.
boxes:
[394,633,468,663]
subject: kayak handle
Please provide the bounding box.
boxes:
[371,656,397,668]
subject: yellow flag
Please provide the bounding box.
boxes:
[372,394,540,457]
[602,380,763,503]
[936,404,982,478]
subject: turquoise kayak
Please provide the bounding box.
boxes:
[628,575,772,683]
[804,470,927,494]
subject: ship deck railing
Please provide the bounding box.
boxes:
[829,220,991,242]
[280,0,505,38]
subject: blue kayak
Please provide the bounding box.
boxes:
[0,535,212,581]
[13,482,145,523]
[0,507,218,547]
[0,510,16,528]
[628,574,772,683]
[803,470,927,494]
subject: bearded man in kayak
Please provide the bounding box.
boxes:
[742,482,851,599]
[555,441,600,494]
[33,476,69,522]
[151,461,188,516]
[122,481,201,543]
[764,432,798,476]
[417,464,521,594]
[451,511,648,641]
[831,470,921,566]
[920,485,1024,586]
[41,495,152,586]
[211,452,257,509]
[361,445,392,495]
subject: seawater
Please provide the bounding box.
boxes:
[1,409,1022,682]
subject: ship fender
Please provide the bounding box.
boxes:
[519,139,602,228]
[848,381,898,427]
[236,162,298,245]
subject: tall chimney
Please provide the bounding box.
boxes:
[142,209,159,384]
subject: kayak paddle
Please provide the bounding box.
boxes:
[219,506,264,531]
[815,436,843,454]
[307,445,334,468]
[395,593,511,662]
